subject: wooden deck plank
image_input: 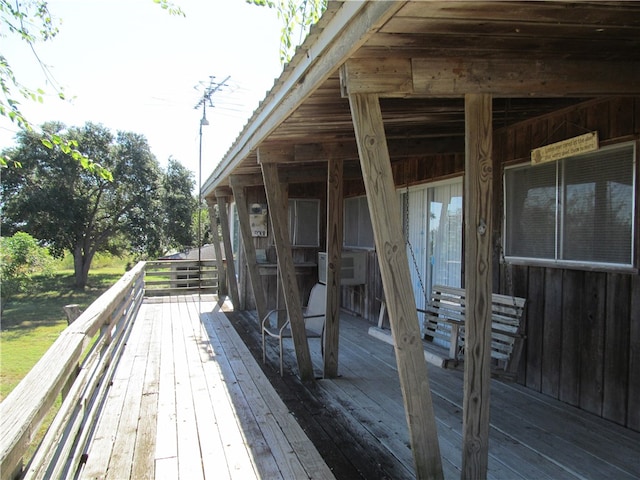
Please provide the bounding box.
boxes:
[206,311,326,479]
[170,297,204,480]
[320,326,477,480]
[77,294,334,480]
[106,302,154,478]
[206,315,291,479]
[193,304,265,479]
[230,309,640,480]
[195,305,280,479]
[337,323,574,479]
[200,297,335,480]
[131,299,162,480]
[154,297,178,472]
[80,300,146,479]
[180,295,248,480]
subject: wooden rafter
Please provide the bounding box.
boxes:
[342,57,640,98]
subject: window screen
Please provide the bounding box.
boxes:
[504,142,635,267]
[288,199,319,247]
[344,196,374,248]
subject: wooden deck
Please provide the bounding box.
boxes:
[78,294,334,479]
[229,309,640,480]
[77,294,639,480]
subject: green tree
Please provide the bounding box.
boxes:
[192,199,212,248]
[247,0,327,63]
[1,122,163,288]
[0,231,54,308]
[162,157,197,250]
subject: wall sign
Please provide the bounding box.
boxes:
[531,131,599,165]
[249,203,268,237]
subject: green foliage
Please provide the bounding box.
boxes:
[1,0,58,164]
[162,157,197,250]
[246,0,327,63]
[0,231,54,304]
[192,200,212,247]
[1,122,163,287]
[152,0,185,17]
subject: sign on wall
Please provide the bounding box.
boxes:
[250,203,268,237]
[531,131,599,165]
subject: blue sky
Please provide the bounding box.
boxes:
[0,0,285,181]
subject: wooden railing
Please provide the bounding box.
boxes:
[0,262,146,480]
[0,259,227,479]
[144,259,223,296]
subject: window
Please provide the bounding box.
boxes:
[401,178,463,305]
[344,196,374,248]
[504,142,635,268]
[288,199,320,247]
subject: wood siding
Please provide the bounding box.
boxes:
[494,97,640,431]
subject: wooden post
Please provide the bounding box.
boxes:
[259,156,314,381]
[230,176,270,323]
[324,154,343,378]
[215,192,241,309]
[347,92,443,480]
[462,93,493,479]
[206,198,227,296]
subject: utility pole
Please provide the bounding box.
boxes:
[194,75,230,301]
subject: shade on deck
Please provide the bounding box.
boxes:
[233,309,640,480]
[79,295,639,479]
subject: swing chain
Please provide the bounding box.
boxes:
[496,166,518,308]
[404,183,428,304]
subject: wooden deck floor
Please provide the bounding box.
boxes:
[78,295,334,479]
[229,309,640,480]
[77,295,639,480]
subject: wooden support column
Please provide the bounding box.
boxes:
[206,198,227,297]
[215,191,240,309]
[230,176,269,323]
[347,92,443,480]
[462,93,493,479]
[324,154,343,378]
[259,154,314,381]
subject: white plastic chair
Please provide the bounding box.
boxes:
[261,283,326,376]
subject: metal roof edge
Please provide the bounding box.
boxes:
[202,1,404,197]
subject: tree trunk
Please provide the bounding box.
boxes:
[73,244,95,289]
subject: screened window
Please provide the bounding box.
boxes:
[504,142,635,267]
[344,196,374,248]
[288,199,320,247]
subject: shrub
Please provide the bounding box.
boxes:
[1,232,54,305]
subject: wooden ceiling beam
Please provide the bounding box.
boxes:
[342,57,640,97]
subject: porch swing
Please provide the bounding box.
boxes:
[404,179,528,380]
[369,172,527,378]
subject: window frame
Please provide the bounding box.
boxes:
[503,141,637,272]
[343,195,375,250]
[288,198,320,247]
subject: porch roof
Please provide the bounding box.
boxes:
[202,0,640,195]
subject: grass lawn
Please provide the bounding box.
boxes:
[0,257,131,401]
